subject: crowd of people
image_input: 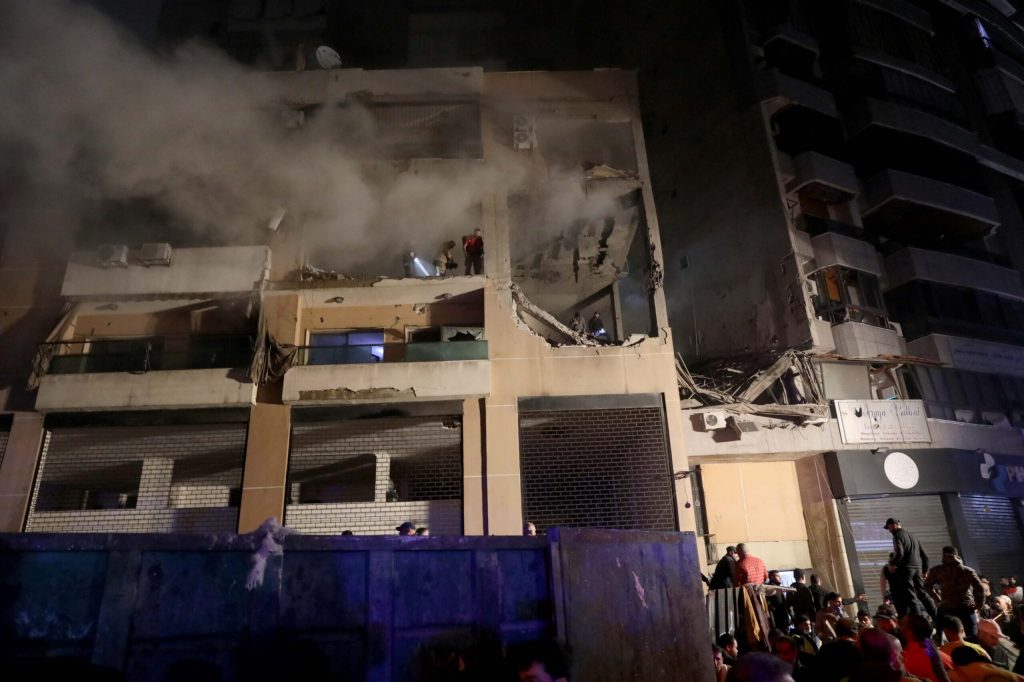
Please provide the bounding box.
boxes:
[709,520,1024,681]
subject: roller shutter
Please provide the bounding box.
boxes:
[960,495,1024,582]
[845,495,952,606]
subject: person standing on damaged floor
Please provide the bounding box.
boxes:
[463,228,484,275]
[434,240,457,277]
[885,518,938,619]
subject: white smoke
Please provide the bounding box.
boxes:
[0,1,627,277]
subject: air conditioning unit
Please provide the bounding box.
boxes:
[698,410,727,431]
[513,115,537,150]
[96,244,129,268]
[139,242,172,267]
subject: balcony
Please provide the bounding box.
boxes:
[797,215,864,239]
[861,169,999,241]
[885,247,1023,299]
[35,335,257,412]
[282,341,490,404]
[885,280,1024,346]
[785,151,859,200]
[810,231,882,276]
[61,246,271,298]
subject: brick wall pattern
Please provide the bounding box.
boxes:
[0,429,9,471]
[25,424,247,533]
[518,406,677,532]
[285,415,463,535]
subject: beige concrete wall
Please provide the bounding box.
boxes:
[483,278,695,536]
[795,456,856,597]
[462,398,485,535]
[281,359,490,404]
[36,370,257,412]
[299,300,482,343]
[237,403,291,533]
[0,412,46,531]
[699,461,811,572]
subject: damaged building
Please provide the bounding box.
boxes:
[0,66,697,542]
[659,0,1024,605]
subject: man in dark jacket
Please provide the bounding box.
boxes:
[709,545,738,589]
[885,517,937,619]
[788,568,816,621]
[767,570,791,630]
[924,545,985,638]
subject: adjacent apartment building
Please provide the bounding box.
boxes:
[0,65,697,542]
[652,0,1024,604]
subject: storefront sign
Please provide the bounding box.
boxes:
[834,400,930,444]
[949,338,1024,379]
[827,448,1024,498]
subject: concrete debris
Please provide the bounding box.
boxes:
[584,163,640,181]
[646,242,664,293]
[298,387,417,401]
[412,303,427,314]
[676,349,828,423]
[299,263,353,282]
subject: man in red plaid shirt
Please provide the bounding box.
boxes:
[733,543,768,585]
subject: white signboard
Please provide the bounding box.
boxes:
[834,400,931,444]
[948,338,1024,379]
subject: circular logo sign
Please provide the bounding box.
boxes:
[883,451,920,490]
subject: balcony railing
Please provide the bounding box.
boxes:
[798,215,866,240]
[880,241,1012,268]
[44,335,255,375]
[295,341,489,366]
[816,304,892,329]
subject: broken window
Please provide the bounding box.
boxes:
[306,330,385,365]
[811,266,889,328]
[370,101,482,159]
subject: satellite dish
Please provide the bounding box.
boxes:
[316,46,342,70]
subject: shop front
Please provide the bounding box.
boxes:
[826,448,1024,606]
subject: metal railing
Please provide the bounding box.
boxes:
[798,215,866,240]
[43,335,254,375]
[295,340,488,366]
[816,303,892,329]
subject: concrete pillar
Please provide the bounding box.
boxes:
[795,455,856,597]
[137,458,173,510]
[462,398,485,535]
[0,412,46,532]
[611,281,625,341]
[374,453,392,503]
[237,403,291,533]
[484,395,523,535]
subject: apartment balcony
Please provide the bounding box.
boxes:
[796,215,865,240]
[757,68,839,118]
[830,318,907,358]
[282,341,490,404]
[35,335,257,412]
[61,246,271,298]
[886,246,1023,299]
[784,151,859,200]
[810,231,882,276]
[860,169,999,241]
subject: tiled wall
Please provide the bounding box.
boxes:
[25,423,247,533]
[285,414,463,535]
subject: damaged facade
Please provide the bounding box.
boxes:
[657,0,1024,605]
[0,67,696,541]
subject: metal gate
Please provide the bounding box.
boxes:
[961,494,1024,582]
[845,495,952,606]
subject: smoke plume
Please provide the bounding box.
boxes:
[0,1,626,277]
